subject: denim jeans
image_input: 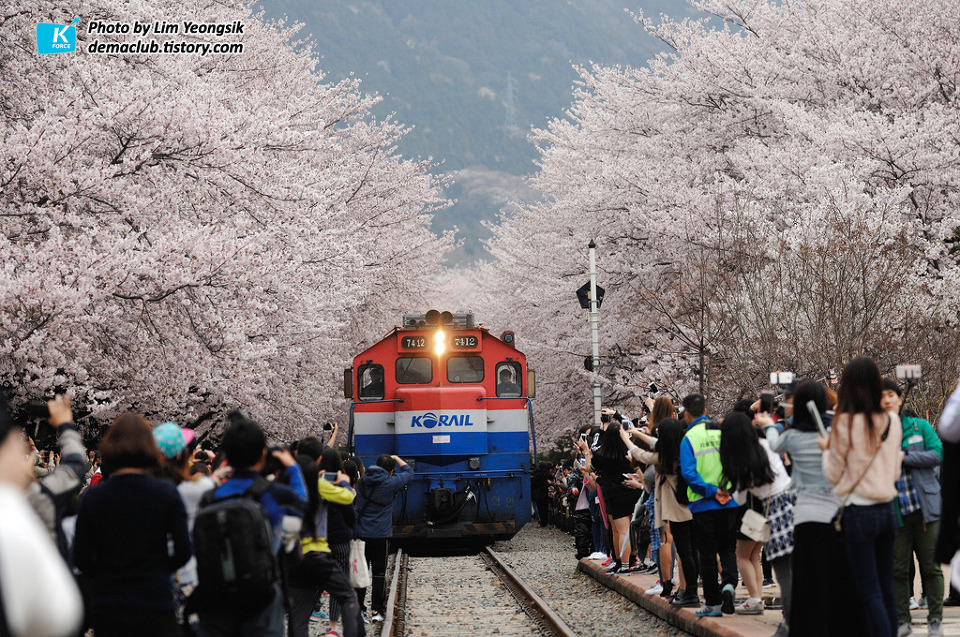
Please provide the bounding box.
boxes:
[843,501,898,637]
[587,493,607,554]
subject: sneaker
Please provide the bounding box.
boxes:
[660,581,674,598]
[771,621,789,637]
[919,596,928,609]
[325,631,343,637]
[735,599,764,615]
[310,610,328,622]
[642,562,660,574]
[605,562,622,574]
[601,556,613,567]
[897,621,913,637]
[910,596,920,610]
[587,552,607,560]
[695,604,722,617]
[361,611,370,625]
[371,612,384,623]
[721,584,736,615]
[944,596,960,607]
[645,581,664,595]
[762,578,776,588]
[617,563,643,574]
[929,618,944,637]
[670,591,701,608]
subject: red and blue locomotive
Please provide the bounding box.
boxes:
[345,310,536,542]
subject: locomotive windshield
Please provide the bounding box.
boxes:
[447,356,484,383]
[396,357,432,384]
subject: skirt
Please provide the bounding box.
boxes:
[763,489,797,561]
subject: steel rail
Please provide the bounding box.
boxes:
[482,547,579,637]
[381,548,407,637]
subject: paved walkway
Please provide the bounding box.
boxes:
[578,558,960,637]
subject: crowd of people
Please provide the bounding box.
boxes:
[3,355,959,637]
[541,356,960,637]
[0,399,414,637]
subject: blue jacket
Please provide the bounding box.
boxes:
[354,464,414,539]
[679,417,739,514]
[213,466,307,551]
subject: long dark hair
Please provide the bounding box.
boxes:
[835,357,884,439]
[341,459,359,488]
[654,418,684,479]
[719,412,774,491]
[595,422,628,462]
[836,357,883,416]
[791,380,829,433]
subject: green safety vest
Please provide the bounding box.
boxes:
[685,421,729,503]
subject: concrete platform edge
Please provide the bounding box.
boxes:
[577,558,746,637]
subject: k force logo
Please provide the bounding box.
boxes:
[37,17,80,54]
[411,412,475,428]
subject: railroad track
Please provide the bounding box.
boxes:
[381,547,578,637]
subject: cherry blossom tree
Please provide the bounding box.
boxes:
[483,0,960,437]
[0,0,450,438]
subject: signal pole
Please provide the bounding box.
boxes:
[588,240,602,428]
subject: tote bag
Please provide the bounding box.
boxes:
[348,539,372,588]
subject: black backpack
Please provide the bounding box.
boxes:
[192,477,278,611]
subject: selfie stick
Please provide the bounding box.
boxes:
[806,400,828,437]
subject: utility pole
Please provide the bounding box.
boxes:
[588,240,602,428]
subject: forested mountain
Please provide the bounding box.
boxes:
[258,0,688,262]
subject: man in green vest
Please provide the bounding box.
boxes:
[679,393,740,618]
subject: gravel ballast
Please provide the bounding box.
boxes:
[492,524,682,637]
[309,523,681,636]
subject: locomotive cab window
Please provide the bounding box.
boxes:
[447,356,484,383]
[396,357,433,384]
[496,362,523,397]
[358,364,385,400]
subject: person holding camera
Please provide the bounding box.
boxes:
[0,398,83,637]
[196,418,307,637]
[287,448,359,637]
[720,412,794,619]
[354,454,413,623]
[22,395,88,561]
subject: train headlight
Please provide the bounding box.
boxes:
[468,457,481,470]
[435,342,445,355]
[434,330,446,355]
[434,331,445,343]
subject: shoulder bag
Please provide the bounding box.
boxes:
[740,492,771,542]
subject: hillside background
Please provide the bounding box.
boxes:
[258,0,692,263]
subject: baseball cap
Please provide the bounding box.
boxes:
[153,422,195,459]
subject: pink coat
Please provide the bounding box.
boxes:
[822,411,903,503]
